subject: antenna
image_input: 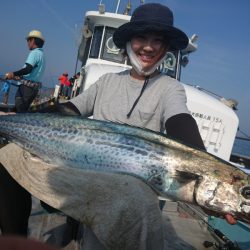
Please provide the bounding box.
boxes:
[98,0,105,14]
[123,0,132,15]
[115,0,121,13]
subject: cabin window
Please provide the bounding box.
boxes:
[89,26,104,58]
[79,37,91,66]
[101,27,125,63]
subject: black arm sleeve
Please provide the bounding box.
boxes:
[13,63,33,77]
[37,101,81,116]
[165,113,206,151]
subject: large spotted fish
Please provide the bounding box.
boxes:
[0,113,249,223]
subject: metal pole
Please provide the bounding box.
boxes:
[74,48,79,76]
[115,0,121,13]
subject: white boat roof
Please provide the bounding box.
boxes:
[86,11,130,28]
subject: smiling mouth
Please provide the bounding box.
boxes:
[139,54,154,63]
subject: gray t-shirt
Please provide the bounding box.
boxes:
[70,70,189,133]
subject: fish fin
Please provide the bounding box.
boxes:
[174,170,201,184]
[146,173,167,193]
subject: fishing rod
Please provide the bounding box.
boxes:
[236,128,250,142]
[181,203,241,249]
[201,217,241,250]
[0,77,21,87]
[236,136,250,142]
[0,77,7,82]
[203,228,241,250]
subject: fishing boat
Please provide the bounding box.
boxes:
[0,1,250,249]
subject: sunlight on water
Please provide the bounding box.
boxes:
[233,139,250,157]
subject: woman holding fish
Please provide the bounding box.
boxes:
[0,3,240,250]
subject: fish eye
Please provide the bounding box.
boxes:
[241,186,250,199]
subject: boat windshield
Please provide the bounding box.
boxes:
[89,26,126,64]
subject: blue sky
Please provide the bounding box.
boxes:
[0,0,249,136]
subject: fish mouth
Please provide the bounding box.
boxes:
[223,185,250,224]
[241,186,250,200]
[239,185,250,223]
[194,178,250,223]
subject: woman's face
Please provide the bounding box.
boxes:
[130,32,168,72]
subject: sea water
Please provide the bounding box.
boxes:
[233,138,250,157]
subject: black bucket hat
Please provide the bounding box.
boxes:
[113,3,189,51]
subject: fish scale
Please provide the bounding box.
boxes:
[0,113,250,223]
[0,114,168,180]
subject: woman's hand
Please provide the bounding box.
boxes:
[224,214,237,224]
[202,208,237,225]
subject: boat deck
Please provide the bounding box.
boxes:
[28,198,217,250]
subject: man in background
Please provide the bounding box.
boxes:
[5,30,45,112]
